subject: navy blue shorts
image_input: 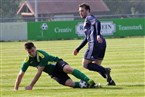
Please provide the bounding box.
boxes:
[84,37,106,60]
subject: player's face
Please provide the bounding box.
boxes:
[79,7,88,18]
[26,47,37,57]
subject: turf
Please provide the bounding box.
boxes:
[0,37,144,97]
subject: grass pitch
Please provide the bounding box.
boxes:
[0,37,144,97]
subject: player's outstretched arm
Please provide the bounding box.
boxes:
[73,36,87,56]
[25,66,45,90]
[14,70,25,91]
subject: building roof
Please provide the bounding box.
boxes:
[17,0,109,16]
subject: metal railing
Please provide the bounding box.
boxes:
[0,14,145,23]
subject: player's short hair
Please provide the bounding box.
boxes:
[25,42,35,50]
[79,3,90,12]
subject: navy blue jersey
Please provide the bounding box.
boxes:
[76,15,102,52]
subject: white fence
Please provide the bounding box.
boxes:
[0,22,27,41]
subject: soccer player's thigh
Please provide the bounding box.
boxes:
[82,48,94,67]
[63,65,74,74]
[92,59,103,65]
[93,44,106,65]
[52,71,72,86]
[56,59,73,73]
[82,59,92,68]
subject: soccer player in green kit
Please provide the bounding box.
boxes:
[14,42,96,90]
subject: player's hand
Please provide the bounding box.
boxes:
[25,85,33,90]
[97,35,103,43]
[73,49,78,56]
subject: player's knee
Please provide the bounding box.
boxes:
[65,79,74,87]
[82,61,88,69]
[63,65,74,74]
[82,59,91,69]
[83,64,88,69]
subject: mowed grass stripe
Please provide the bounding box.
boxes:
[1,37,145,97]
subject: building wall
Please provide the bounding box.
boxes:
[0,22,27,41]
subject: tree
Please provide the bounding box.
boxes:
[129,0,145,15]
[0,0,22,18]
[103,0,145,15]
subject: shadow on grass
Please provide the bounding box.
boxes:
[5,84,144,91]
[123,84,145,87]
[32,86,123,91]
[34,84,145,91]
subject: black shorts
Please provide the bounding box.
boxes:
[84,37,106,60]
[49,59,71,85]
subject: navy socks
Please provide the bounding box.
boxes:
[87,63,106,78]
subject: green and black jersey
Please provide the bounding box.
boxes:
[21,50,60,74]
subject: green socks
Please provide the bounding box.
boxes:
[73,82,80,88]
[72,69,90,82]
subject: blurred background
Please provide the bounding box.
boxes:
[0,0,145,41]
[0,0,145,22]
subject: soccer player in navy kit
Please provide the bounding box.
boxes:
[14,42,96,91]
[73,3,115,85]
